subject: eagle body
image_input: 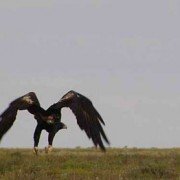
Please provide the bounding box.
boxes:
[0,91,109,153]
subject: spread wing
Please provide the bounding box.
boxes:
[52,90,110,151]
[0,92,44,142]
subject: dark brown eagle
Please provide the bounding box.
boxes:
[0,91,109,154]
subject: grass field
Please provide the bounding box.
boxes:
[0,148,180,179]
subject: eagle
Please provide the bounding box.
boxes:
[0,91,109,154]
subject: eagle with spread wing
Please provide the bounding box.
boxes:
[0,91,109,154]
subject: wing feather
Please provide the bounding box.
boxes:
[0,92,43,142]
[55,90,110,151]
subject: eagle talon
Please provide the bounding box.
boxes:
[33,147,38,155]
[45,145,53,153]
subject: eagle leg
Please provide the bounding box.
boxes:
[33,124,42,155]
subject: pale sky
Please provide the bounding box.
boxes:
[0,0,180,148]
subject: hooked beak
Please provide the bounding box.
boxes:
[63,124,67,129]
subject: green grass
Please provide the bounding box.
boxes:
[0,148,180,179]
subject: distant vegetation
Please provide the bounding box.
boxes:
[0,148,180,179]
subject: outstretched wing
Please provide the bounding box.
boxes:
[0,92,44,141]
[52,90,110,151]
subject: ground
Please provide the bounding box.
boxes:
[0,148,180,179]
